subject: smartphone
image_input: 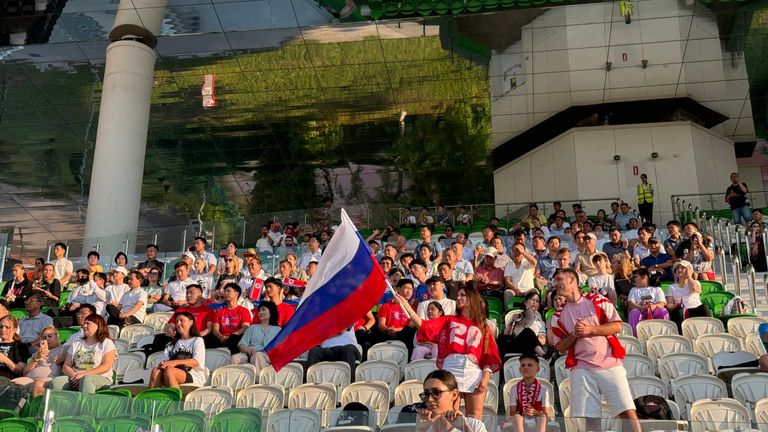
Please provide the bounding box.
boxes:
[40,339,47,351]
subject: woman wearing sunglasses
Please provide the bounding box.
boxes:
[417,370,487,431]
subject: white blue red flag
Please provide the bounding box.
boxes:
[265,209,386,371]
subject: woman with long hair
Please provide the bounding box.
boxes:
[232,301,281,374]
[397,286,501,419]
[53,314,116,393]
[416,370,487,432]
[0,316,27,380]
[411,301,444,361]
[149,311,206,388]
[665,260,711,327]
[16,326,65,397]
[500,290,547,357]
[627,267,669,336]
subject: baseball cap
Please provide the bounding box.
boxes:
[182,251,195,261]
[673,260,693,270]
[242,248,257,257]
[114,266,129,276]
[585,233,597,241]
[483,247,499,258]
[648,236,660,244]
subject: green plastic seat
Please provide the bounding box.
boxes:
[369,0,384,19]
[545,308,555,321]
[8,310,26,321]
[57,328,77,345]
[699,281,725,294]
[96,416,150,432]
[52,417,95,432]
[81,391,132,420]
[466,0,483,11]
[58,291,71,308]
[482,0,500,8]
[0,418,37,432]
[95,389,132,399]
[0,410,17,421]
[701,291,735,316]
[489,311,503,334]
[485,296,503,316]
[400,0,416,14]
[210,408,262,432]
[153,411,206,432]
[18,397,42,419]
[384,0,400,15]
[659,281,672,295]
[134,387,183,401]
[133,387,183,417]
[416,0,433,15]
[433,0,449,14]
[507,296,524,310]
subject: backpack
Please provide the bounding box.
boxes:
[336,402,369,427]
[634,395,672,420]
[723,296,748,315]
[396,403,422,424]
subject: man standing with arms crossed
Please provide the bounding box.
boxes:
[549,268,640,432]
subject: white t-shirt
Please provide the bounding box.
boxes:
[416,298,456,319]
[628,286,666,305]
[106,284,129,306]
[508,380,552,411]
[424,415,487,432]
[68,338,117,379]
[52,258,73,284]
[503,260,536,293]
[119,288,148,322]
[666,282,702,310]
[159,337,206,385]
[70,281,107,315]
[166,277,194,302]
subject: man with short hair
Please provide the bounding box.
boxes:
[409,259,431,303]
[640,237,674,281]
[726,172,752,225]
[166,284,214,338]
[108,270,148,326]
[614,203,633,231]
[192,237,217,274]
[575,233,600,277]
[299,235,323,270]
[416,276,456,318]
[504,244,538,305]
[602,228,629,262]
[157,262,194,312]
[19,294,53,352]
[437,262,460,300]
[537,236,561,283]
[239,258,268,302]
[260,277,295,327]
[474,248,505,302]
[211,283,252,353]
[419,226,443,263]
[549,215,569,236]
[137,244,164,277]
[549,269,640,432]
[548,202,562,224]
[51,242,73,286]
[454,232,474,261]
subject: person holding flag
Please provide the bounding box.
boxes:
[395,285,501,420]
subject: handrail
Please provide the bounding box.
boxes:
[745,263,757,314]
[731,254,742,298]
[717,245,728,289]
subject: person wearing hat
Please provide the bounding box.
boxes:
[105,266,130,311]
[665,260,711,327]
[473,247,504,303]
[574,233,600,278]
[239,248,258,278]
[639,237,674,281]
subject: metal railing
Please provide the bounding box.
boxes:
[671,190,768,221]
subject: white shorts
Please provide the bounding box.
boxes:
[442,354,483,393]
[569,366,635,417]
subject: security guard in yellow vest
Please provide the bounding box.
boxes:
[637,173,654,223]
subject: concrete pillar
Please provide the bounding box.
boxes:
[83,0,167,258]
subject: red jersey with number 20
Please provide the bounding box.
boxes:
[417,314,501,372]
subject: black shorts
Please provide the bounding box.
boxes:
[183,371,193,384]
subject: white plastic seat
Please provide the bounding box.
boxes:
[386,404,417,425]
[636,319,679,347]
[689,397,751,432]
[119,324,155,348]
[554,356,569,385]
[288,383,337,427]
[111,368,150,395]
[211,364,258,393]
[502,378,555,414]
[108,325,120,339]
[144,312,173,333]
[712,351,757,375]
[682,317,725,341]
[394,379,423,406]
[355,360,400,401]
[306,361,351,404]
[673,375,727,419]
[113,338,130,354]
[617,335,643,354]
[746,333,768,357]
[260,363,303,406]
[134,334,156,350]
[658,352,709,396]
[731,372,768,412]
[185,386,232,417]
[114,351,145,382]
[503,356,550,382]
[341,381,390,427]
[404,359,436,381]
[145,351,164,369]
[559,377,571,413]
[236,383,285,414]
[728,316,767,340]
[380,425,415,432]
[754,397,768,432]
[622,353,655,377]
[205,348,231,373]
[268,408,321,432]
[621,322,633,336]
[646,335,693,363]
[695,333,742,358]
[628,376,668,398]
[368,342,408,376]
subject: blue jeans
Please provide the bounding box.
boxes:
[732,205,752,224]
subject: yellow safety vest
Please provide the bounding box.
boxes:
[637,183,653,204]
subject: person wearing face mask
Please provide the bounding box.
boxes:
[66,270,107,318]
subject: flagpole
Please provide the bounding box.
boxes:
[386,279,410,315]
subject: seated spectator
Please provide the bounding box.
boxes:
[412,301,444,361]
[105,267,129,311]
[500,291,546,357]
[210,283,251,353]
[420,226,444,263]
[284,253,309,282]
[627,268,669,336]
[437,262,461,300]
[417,244,438,277]
[148,284,214,355]
[504,244,537,306]
[191,258,216,292]
[523,204,547,229]
[435,206,450,226]
[665,260,711,327]
[586,253,618,306]
[376,279,416,350]
[114,252,129,269]
[410,259,431,303]
[380,256,394,275]
[611,253,635,300]
[53,314,116,393]
[684,231,715,280]
[639,237,674,281]
[232,301,281,374]
[64,304,97,345]
[107,271,148,327]
[137,244,164,277]
[260,278,295,327]
[446,247,473,283]
[143,269,164,307]
[417,277,456,318]
[15,325,65,397]
[504,353,553,432]
[455,206,472,226]
[574,233,599,277]
[154,262,194,312]
[67,270,107,316]
[416,370,486,432]
[474,247,504,301]
[614,203,633,231]
[28,258,44,284]
[2,264,33,309]
[149,311,206,388]
[307,327,361,376]
[631,227,652,266]
[749,221,767,272]
[401,207,417,229]
[419,207,434,227]
[19,294,53,354]
[594,209,613,232]
[86,251,103,277]
[34,264,62,309]
[0,316,28,384]
[602,228,629,262]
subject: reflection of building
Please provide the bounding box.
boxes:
[0,0,68,46]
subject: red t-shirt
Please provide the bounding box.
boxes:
[215,305,251,336]
[253,302,295,327]
[377,301,410,329]
[417,314,501,372]
[168,304,214,333]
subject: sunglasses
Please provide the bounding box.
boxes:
[419,389,449,401]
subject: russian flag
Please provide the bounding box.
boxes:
[265,209,387,371]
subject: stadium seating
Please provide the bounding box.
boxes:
[673,375,728,419]
[689,398,751,432]
[635,319,678,347]
[682,317,725,341]
[502,355,550,382]
[355,360,400,401]
[403,359,436,382]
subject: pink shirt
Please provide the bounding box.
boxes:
[549,295,622,370]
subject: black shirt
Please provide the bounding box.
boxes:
[137,259,165,277]
[2,279,33,309]
[0,342,28,379]
[726,183,749,209]
[36,279,62,308]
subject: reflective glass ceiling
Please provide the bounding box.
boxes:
[0,0,765,253]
